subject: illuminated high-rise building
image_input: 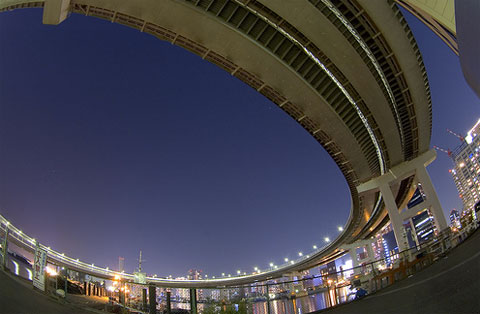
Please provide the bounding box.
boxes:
[450,119,480,213]
[449,209,461,228]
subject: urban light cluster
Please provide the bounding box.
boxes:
[0,215,345,282]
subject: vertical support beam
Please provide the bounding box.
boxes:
[349,250,360,274]
[365,242,375,263]
[379,183,408,252]
[84,282,87,295]
[166,290,171,314]
[122,283,126,310]
[409,218,420,248]
[148,285,156,314]
[266,284,271,314]
[142,288,147,312]
[43,0,71,25]
[64,268,68,298]
[190,288,197,314]
[1,226,8,271]
[416,166,448,231]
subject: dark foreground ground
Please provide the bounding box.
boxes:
[0,269,101,314]
[320,228,480,314]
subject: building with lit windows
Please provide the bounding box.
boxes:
[450,209,461,228]
[450,119,480,214]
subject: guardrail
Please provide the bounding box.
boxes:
[1,213,478,314]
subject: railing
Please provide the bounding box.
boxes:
[0,214,339,288]
[1,213,478,314]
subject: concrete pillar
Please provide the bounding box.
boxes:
[1,227,8,271]
[64,269,68,298]
[409,218,420,248]
[142,288,147,312]
[43,0,71,25]
[266,285,271,314]
[189,288,197,314]
[349,250,360,274]
[166,290,171,314]
[416,166,448,231]
[84,282,87,295]
[365,242,375,262]
[379,183,408,252]
[148,285,156,314]
[88,283,91,296]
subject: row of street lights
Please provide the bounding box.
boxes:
[198,225,345,279]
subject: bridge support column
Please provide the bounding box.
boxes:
[416,165,448,231]
[358,150,448,253]
[64,268,68,298]
[148,285,156,314]
[142,288,147,312]
[266,284,271,314]
[378,182,409,252]
[166,290,171,314]
[43,0,71,25]
[343,239,376,276]
[1,226,8,271]
[190,288,197,314]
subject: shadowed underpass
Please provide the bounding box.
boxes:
[319,229,480,314]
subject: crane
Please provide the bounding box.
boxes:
[433,145,452,157]
[446,128,464,142]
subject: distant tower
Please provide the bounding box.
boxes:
[118,256,125,272]
[188,269,202,280]
[137,251,144,272]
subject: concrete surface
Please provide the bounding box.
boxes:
[319,228,480,314]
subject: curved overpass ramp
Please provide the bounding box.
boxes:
[0,0,432,287]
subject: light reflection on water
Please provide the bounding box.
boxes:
[250,286,352,314]
[165,287,353,314]
[167,287,353,314]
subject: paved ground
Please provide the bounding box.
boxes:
[0,270,100,314]
[320,228,480,314]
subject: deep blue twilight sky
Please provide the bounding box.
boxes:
[0,7,478,277]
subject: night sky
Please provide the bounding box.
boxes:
[0,7,478,278]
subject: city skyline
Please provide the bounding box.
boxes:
[0,6,479,278]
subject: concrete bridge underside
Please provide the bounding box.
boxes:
[0,0,433,287]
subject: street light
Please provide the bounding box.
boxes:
[324,237,330,243]
[338,226,344,232]
[284,258,289,262]
[298,252,303,257]
[313,245,317,249]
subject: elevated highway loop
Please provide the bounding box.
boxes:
[0,0,439,287]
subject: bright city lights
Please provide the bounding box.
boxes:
[338,226,344,232]
[324,237,330,242]
[313,245,317,249]
[45,266,57,276]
